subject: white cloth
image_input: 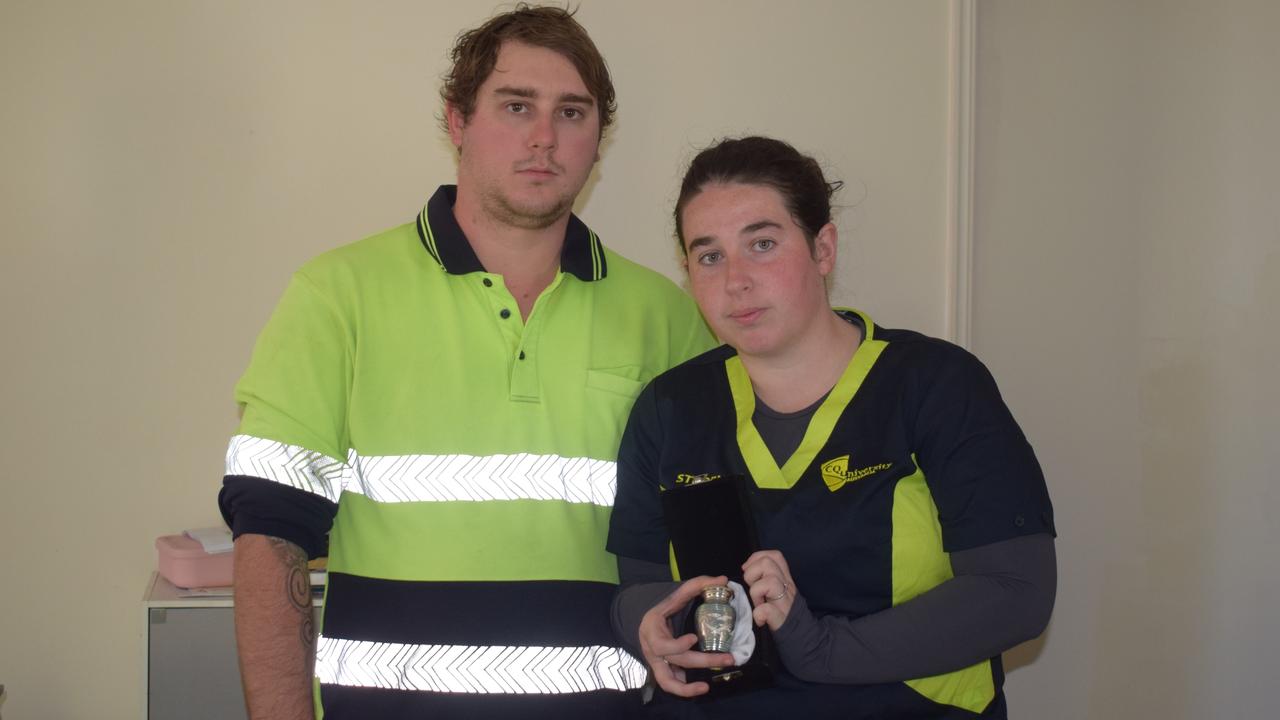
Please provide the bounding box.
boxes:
[726,581,756,665]
[183,526,233,554]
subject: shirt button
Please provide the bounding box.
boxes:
[482,278,493,287]
[1014,514,1026,528]
[518,351,526,360]
[499,308,511,319]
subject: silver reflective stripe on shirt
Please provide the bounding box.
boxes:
[315,637,648,694]
[348,452,617,505]
[225,435,618,506]
[225,434,348,501]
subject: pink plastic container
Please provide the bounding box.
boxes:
[155,534,234,588]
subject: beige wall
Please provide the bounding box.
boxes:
[0,2,954,717]
[974,1,1280,717]
[12,2,1277,719]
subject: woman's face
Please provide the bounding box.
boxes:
[680,182,837,361]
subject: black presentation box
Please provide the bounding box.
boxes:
[660,474,777,699]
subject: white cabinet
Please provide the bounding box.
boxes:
[141,573,321,720]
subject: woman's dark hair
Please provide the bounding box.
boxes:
[674,136,842,253]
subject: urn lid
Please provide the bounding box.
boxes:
[701,585,733,603]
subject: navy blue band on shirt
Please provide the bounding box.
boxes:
[219,475,338,559]
[321,573,621,647]
[319,684,638,720]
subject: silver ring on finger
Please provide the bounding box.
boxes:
[766,582,790,602]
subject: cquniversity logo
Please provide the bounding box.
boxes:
[821,455,893,492]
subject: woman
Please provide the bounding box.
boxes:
[607,137,1056,718]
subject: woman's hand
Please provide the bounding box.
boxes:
[638,574,736,697]
[743,550,798,630]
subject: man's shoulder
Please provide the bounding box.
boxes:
[599,248,686,298]
[593,248,708,337]
[296,221,423,283]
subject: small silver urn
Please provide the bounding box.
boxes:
[695,585,736,653]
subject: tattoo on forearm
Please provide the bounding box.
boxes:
[267,537,315,650]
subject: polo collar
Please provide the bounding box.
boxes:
[415,185,608,282]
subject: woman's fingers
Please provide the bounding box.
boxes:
[639,575,735,696]
[650,633,735,696]
[742,550,796,630]
[743,550,793,587]
[642,629,698,665]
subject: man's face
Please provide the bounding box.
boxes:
[681,182,837,361]
[448,41,601,230]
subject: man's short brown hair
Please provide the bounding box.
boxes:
[441,4,616,136]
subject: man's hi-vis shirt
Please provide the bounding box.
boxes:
[221,185,714,719]
[607,309,1054,719]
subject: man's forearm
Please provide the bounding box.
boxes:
[233,533,317,720]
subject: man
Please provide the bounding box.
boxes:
[218,6,712,719]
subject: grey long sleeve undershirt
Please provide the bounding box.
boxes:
[612,532,1056,684]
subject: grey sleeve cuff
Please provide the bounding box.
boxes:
[770,532,1057,684]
